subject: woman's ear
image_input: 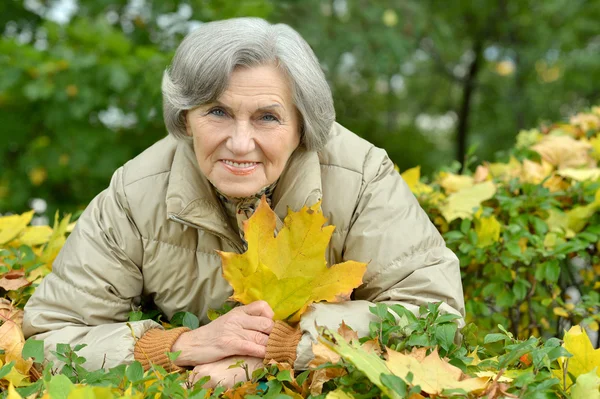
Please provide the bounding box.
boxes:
[183,111,192,136]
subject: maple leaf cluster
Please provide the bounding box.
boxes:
[218,197,367,322]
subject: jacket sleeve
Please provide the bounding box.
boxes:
[294,148,465,369]
[22,167,162,370]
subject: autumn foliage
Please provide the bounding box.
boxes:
[1,107,600,397]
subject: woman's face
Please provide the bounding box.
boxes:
[185,64,300,198]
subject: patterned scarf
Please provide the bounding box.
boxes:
[213,181,278,248]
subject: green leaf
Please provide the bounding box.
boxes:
[126,361,144,383]
[0,361,15,380]
[73,344,87,352]
[381,374,407,397]
[129,311,143,321]
[295,370,310,387]
[544,260,561,283]
[435,314,462,324]
[48,374,75,399]
[22,338,44,363]
[460,218,471,235]
[167,350,181,363]
[434,323,458,351]
[276,369,292,382]
[484,333,508,344]
[182,312,200,330]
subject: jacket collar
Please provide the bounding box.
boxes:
[165,139,322,250]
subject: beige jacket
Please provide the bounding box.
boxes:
[23,123,465,370]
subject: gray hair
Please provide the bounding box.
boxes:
[162,17,335,151]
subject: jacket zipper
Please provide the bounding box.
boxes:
[167,214,244,253]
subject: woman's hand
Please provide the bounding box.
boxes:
[188,356,264,389]
[171,301,274,367]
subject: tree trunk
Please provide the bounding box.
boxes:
[457,40,483,173]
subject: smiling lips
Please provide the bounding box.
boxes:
[220,159,259,175]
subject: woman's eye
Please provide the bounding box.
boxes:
[261,114,279,122]
[208,108,226,117]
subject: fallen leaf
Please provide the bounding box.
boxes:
[0,299,23,327]
[570,112,600,132]
[590,136,600,161]
[325,389,354,399]
[487,157,522,180]
[475,371,513,383]
[473,165,490,183]
[13,226,53,247]
[571,368,600,399]
[222,381,258,399]
[558,168,600,182]
[385,348,488,395]
[521,159,554,184]
[557,326,600,389]
[531,135,595,169]
[438,172,474,194]
[440,181,497,222]
[38,212,72,272]
[401,166,433,196]
[0,211,35,245]
[219,197,367,321]
[0,271,31,292]
[6,383,23,399]
[0,314,33,386]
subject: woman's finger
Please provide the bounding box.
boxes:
[235,313,274,334]
[239,300,275,319]
[230,339,266,358]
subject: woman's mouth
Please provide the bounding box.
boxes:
[220,160,259,175]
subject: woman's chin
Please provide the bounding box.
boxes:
[214,182,265,199]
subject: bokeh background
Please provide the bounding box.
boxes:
[2,0,600,219]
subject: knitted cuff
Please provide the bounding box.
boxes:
[264,321,303,365]
[134,327,190,372]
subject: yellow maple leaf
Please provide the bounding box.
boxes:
[400,166,433,196]
[12,225,53,247]
[474,210,502,248]
[385,348,488,395]
[0,211,35,245]
[556,326,600,389]
[38,212,72,272]
[440,181,497,222]
[219,198,367,322]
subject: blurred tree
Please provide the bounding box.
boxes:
[1,0,599,216]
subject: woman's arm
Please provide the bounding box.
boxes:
[293,149,465,369]
[22,167,161,370]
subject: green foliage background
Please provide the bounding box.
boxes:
[1,0,599,215]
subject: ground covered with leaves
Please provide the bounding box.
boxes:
[2,107,600,398]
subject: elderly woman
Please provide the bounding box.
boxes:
[23,17,464,386]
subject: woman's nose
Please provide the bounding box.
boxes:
[226,121,255,154]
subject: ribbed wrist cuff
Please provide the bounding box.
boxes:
[264,321,302,365]
[134,327,190,372]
